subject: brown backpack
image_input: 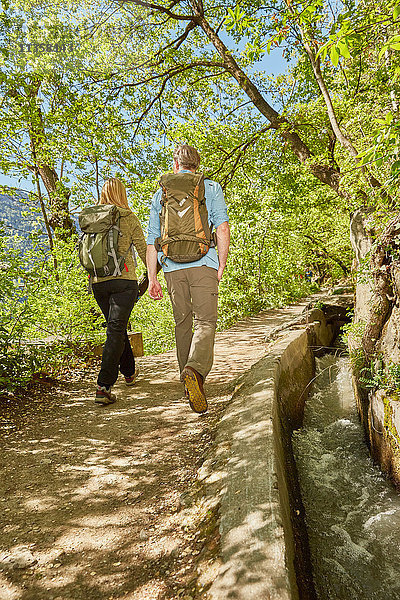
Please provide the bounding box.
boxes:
[154,172,215,263]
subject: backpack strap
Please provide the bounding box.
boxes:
[108,226,123,276]
[158,181,170,255]
[87,233,99,279]
[131,244,137,267]
[192,174,208,255]
[201,177,216,246]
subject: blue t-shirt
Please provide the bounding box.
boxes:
[146,170,229,272]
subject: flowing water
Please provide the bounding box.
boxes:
[293,354,400,600]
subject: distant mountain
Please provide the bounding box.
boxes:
[0,192,46,253]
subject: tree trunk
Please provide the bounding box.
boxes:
[33,166,59,281]
[36,163,75,236]
[11,78,76,239]
[196,15,346,196]
[361,215,400,364]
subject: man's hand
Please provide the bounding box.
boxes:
[216,221,230,282]
[146,244,163,300]
[148,279,163,300]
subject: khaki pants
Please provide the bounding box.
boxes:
[164,266,219,379]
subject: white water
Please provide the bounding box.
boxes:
[293,355,400,600]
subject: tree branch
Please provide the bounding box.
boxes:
[112,60,224,91]
[210,125,273,186]
[303,233,349,275]
[193,11,346,194]
[119,0,197,21]
[290,2,388,196]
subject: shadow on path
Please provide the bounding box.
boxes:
[0,301,310,600]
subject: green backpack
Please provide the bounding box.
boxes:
[154,172,215,263]
[78,205,134,278]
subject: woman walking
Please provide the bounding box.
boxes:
[90,178,147,405]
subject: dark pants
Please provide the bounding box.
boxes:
[92,279,138,388]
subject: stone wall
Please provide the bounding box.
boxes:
[350,210,400,488]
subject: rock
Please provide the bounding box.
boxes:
[173,498,182,512]
[0,547,37,570]
[350,208,373,264]
[379,305,400,365]
[179,492,192,507]
[350,210,375,328]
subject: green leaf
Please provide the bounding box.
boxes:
[330,45,339,66]
[391,160,400,173]
[315,42,329,60]
[359,153,372,165]
[394,4,400,19]
[321,46,328,61]
[378,46,388,60]
[337,40,351,58]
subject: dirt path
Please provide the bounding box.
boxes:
[0,302,311,600]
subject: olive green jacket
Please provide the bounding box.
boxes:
[93,208,147,284]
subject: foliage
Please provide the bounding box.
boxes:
[359,114,400,186]
[359,359,400,393]
[6,0,398,392]
[130,276,175,356]
[342,318,366,346]
[24,239,104,349]
[0,228,100,391]
[0,220,177,392]
[0,226,51,391]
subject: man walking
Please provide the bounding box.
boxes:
[146,144,230,413]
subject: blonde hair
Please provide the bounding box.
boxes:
[173,144,201,171]
[99,178,129,209]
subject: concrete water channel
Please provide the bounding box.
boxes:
[203,292,398,600]
[294,354,400,600]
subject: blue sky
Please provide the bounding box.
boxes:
[259,47,290,75]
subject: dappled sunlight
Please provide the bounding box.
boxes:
[23,497,59,512]
[0,572,22,600]
[127,580,167,600]
[52,526,127,552]
[141,536,182,560]
[0,307,310,598]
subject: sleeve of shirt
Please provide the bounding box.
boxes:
[208,181,229,229]
[129,214,147,266]
[146,189,162,245]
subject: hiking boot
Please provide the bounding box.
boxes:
[95,385,116,405]
[124,372,137,386]
[180,366,207,414]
